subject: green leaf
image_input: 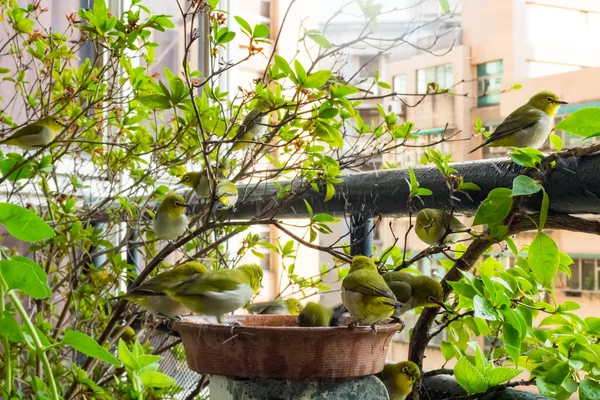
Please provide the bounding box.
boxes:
[439,0,450,13]
[307,30,332,48]
[324,183,335,202]
[512,175,542,196]
[440,341,455,361]
[473,295,497,321]
[141,370,176,388]
[0,153,34,182]
[454,357,488,394]
[485,367,522,386]
[303,70,332,89]
[503,322,522,366]
[234,16,252,35]
[217,30,236,44]
[0,312,25,342]
[118,339,138,369]
[539,190,549,231]
[274,55,296,82]
[294,60,307,83]
[580,379,600,400]
[0,260,51,299]
[139,94,171,110]
[511,83,523,90]
[510,147,544,168]
[550,133,563,151]
[62,329,121,367]
[528,232,559,287]
[473,188,513,226]
[555,107,600,138]
[253,23,270,38]
[0,203,55,242]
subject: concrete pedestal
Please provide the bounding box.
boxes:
[208,375,388,400]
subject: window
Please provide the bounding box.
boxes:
[398,131,453,167]
[252,225,273,271]
[416,64,453,94]
[556,258,600,294]
[358,55,379,79]
[393,74,407,95]
[477,60,503,107]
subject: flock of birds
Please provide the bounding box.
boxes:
[0,90,570,399]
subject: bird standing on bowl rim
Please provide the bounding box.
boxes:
[375,361,421,400]
[165,264,264,324]
[0,116,63,150]
[247,298,303,315]
[415,208,468,246]
[115,261,208,317]
[382,271,445,315]
[153,194,190,241]
[341,255,403,330]
[469,90,567,154]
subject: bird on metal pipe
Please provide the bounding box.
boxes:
[469,90,567,153]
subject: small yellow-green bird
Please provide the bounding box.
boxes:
[375,361,421,400]
[382,271,444,315]
[215,180,239,210]
[178,161,230,198]
[341,256,402,328]
[232,105,269,151]
[178,170,212,198]
[0,116,62,150]
[297,302,334,327]
[469,90,567,153]
[166,264,263,324]
[118,261,208,317]
[247,298,303,315]
[415,209,467,246]
[153,194,189,240]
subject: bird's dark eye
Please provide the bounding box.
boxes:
[402,366,408,373]
[428,296,436,303]
[174,202,181,207]
[546,97,552,103]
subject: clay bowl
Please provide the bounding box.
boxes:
[173,314,403,380]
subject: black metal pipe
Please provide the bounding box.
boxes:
[232,154,600,219]
[350,214,373,257]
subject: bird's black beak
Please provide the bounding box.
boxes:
[554,100,568,105]
[182,203,190,208]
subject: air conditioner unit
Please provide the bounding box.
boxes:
[387,101,405,117]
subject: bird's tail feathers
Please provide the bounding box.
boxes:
[468,141,487,154]
[330,304,347,327]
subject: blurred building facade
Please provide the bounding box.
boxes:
[375,0,600,370]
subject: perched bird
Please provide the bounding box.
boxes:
[0,116,62,150]
[341,256,402,328]
[382,271,444,315]
[118,262,208,317]
[297,302,334,327]
[215,180,239,210]
[375,361,421,400]
[247,298,303,315]
[178,170,211,198]
[232,105,269,151]
[415,208,467,246]
[153,194,189,240]
[469,90,567,153]
[166,264,264,324]
[178,161,230,198]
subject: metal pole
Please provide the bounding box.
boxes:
[350,214,373,257]
[126,229,141,275]
[230,154,600,220]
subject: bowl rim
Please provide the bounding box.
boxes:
[173,315,403,334]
